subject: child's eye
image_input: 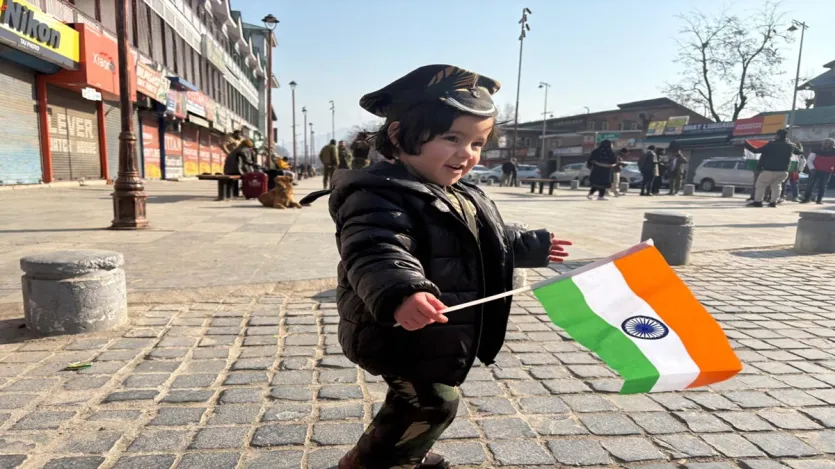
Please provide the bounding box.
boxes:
[444,135,459,143]
[472,142,485,148]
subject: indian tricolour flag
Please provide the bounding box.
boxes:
[532,241,742,394]
[745,140,799,171]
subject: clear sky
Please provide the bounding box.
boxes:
[234,0,834,150]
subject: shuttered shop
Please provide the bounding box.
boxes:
[0,60,42,185]
[103,101,141,180]
[48,85,100,181]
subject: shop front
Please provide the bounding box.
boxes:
[162,89,186,179]
[182,91,213,177]
[0,0,79,185]
[42,23,136,182]
[134,59,169,179]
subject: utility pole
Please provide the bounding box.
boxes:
[289,81,297,173]
[512,7,531,162]
[787,20,808,140]
[302,106,308,175]
[538,81,550,171]
[261,14,278,166]
[309,123,315,171]
[329,100,335,142]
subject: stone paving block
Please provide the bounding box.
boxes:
[171,373,218,388]
[432,441,486,465]
[147,348,188,359]
[128,429,189,451]
[479,417,535,439]
[517,396,569,414]
[184,360,227,373]
[58,431,122,453]
[123,374,169,388]
[1,352,51,363]
[785,461,835,469]
[802,407,835,428]
[271,370,314,385]
[758,409,822,430]
[243,450,304,469]
[488,440,555,466]
[319,403,363,421]
[702,433,766,458]
[318,369,357,384]
[529,415,589,436]
[161,390,214,403]
[280,357,313,370]
[547,439,611,466]
[269,386,314,402]
[311,422,364,445]
[651,393,702,411]
[232,358,274,371]
[200,335,237,347]
[156,337,198,348]
[579,413,642,435]
[767,389,825,407]
[685,393,741,411]
[43,457,105,469]
[0,455,27,469]
[684,464,739,469]
[87,410,143,422]
[0,393,39,409]
[239,346,278,358]
[224,372,268,386]
[629,412,688,434]
[75,360,130,376]
[133,361,181,374]
[261,404,312,422]
[251,423,308,447]
[562,394,618,412]
[96,350,143,361]
[654,434,717,458]
[674,411,733,432]
[178,452,240,469]
[542,379,591,394]
[65,339,110,351]
[63,376,110,391]
[12,411,75,430]
[111,454,176,469]
[600,436,667,462]
[460,382,503,398]
[438,419,480,439]
[491,367,530,380]
[220,388,264,404]
[715,411,775,432]
[467,397,517,416]
[190,426,250,449]
[744,432,821,457]
[606,394,664,412]
[110,339,155,350]
[318,385,363,401]
[800,430,835,453]
[149,407,206,426]
[192,348,230,359]
[319,356,354,368]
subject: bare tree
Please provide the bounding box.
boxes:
[665,1,791,122]
[497,103,516,125]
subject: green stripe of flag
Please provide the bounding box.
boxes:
[534,278,660,394]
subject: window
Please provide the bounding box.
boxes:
[587,121,596,130]
[163,23,175,71]
[601,122,609,130]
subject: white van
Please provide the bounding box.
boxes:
[694,157,754,191]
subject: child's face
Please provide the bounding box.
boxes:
[400,115,494,186]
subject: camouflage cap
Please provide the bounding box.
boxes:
[359,64,501,119]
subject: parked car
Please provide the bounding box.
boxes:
[619,162,644,186]
[463,164,491,183]
[549,163,591,186]
[483,164,541,183]
[693,157,808,192]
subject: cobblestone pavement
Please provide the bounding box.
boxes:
[2,249,835,468]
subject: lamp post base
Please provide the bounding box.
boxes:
[110,131,150,230]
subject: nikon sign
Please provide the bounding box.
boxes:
[0,0,79,69]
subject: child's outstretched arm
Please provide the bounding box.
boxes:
[506,226,571,267]
[337,191,440,326]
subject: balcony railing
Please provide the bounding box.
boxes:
[41,0,117,41]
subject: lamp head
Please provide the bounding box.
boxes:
[261,14,279,31]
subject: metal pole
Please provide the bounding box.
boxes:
[290,84,297,173]
[302,107,307,175]
[309,123,315,171]
[512,8,531,162]
[265,33,273,164]
[110,0,148,229]
[539,82,549,170]
[788,21,807,140]
[329,100,335,142]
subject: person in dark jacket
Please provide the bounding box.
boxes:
[337,140,351,170]
[221,139,255,199]
[639,145,658,196]
[746,129,803,207]
[801,138,835,204]
[586,140,616,200]
[327,64,571,469]
[350,133,371,169]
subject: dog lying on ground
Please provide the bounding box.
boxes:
[258,175,302,209]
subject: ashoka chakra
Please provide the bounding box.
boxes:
[621,315,669,340]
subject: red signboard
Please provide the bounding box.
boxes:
[182,124,200,176]
[732,117,765,136]
[164,125,183,179]
[211,133,224,174]
[199,129,211,174]
[142,119,161,178]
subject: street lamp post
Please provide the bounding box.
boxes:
[309,123,315,172]
[511,7,531,162]
[302,107,308,177]
[787,20,809,140]
[538,81,550,170]
[261,14,278,167]
[329,100,335,142]
[289,81,297,173]
[110,0,148,229]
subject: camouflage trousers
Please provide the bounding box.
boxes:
[352,376,460,468]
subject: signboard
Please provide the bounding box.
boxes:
[182,125,199,176]
[596,132,621,143]
[762,114,787,135]
[664,116,691,136]
[136,62,169,104]
[199,130,211,174]
[646,120,667,136]
[166,90,185,119]
[81,87,101,101]
[210,134,224,174]
[163,126,183,178]
[554,146,583,156]
[142,119,161,178]
[205,98,215,122]
[47,109,97,156]
[0,0,79,69]
[484,149,501,160]
[732,114,786,137]
[185,91,207,118]
[682,122,734,135]
[790,125,835,142]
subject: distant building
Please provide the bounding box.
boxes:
[801,60,835,108]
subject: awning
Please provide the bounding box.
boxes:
[672,134,732,148]
[167,76,198,92]
[188,114,211,129]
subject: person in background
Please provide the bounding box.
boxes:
[319,139,340,189]
[500,159,514,186]
[350,133,372,169]
[222,129,242,157]
[609,148,628,197]
[801,137,835,204]
[586,139,617,200]
[652,148,667,195]
[746,129,802,207]
[668,149,688,195]
[639,145,658,196]
[510,158,519,187]
[338,140,352,170]
[783,152,806,202]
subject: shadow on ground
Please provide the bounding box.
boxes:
[0,317,35,345]
[730,248,806,259]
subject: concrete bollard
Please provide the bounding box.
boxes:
[20,250,127,335]
[794,212,835,254]
[619,182,629,194]
[507,223,528,288]
[722,185,735,198]
[487,179,494,186]
[641,212,694,266]
[570,180,580,190]
[683,184,695,196]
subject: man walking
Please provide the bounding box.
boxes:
[639,145,658,196]
[801,138,835,205]
[746,129,802,207]
[337,141,351,170]
[667,149,688,195]
[319,139,340,189]
[500,159,514,187]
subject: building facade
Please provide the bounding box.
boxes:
[0,0,275,186]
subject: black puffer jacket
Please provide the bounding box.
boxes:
[328,162,551,386]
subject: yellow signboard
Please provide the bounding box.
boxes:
[762,114,787,135]
[0,0,80,68]
[646,120,667,136]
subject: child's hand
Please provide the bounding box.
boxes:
[549,234,572,263]
[394,292,448,331]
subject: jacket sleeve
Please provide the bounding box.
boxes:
[505,225,552,268]
[336,190,440,325]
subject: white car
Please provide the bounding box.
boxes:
[463,164,492,183]
[549,163,590,186]
[483,165,541,183]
